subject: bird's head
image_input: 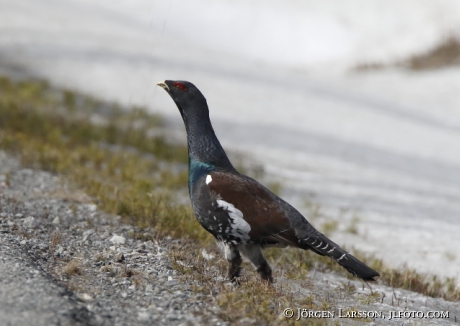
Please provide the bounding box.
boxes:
[157,80,208,120]
[157,79,236,170]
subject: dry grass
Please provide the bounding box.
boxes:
[170,243,331,326]
[0,76,459,325]
[118,265,138,278]
[49,229,62,253]
[355,35,460,71]
[100,265,115,274]
[405,35,460,70]
[63,258,82,277]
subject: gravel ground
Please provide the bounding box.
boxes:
[0,150,224,326]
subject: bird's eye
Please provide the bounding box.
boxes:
[174,82,187,91]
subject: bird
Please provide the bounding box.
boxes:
[157,80,379,283]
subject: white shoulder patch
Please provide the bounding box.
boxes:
[205,175,212,184]
[216,199,251,240]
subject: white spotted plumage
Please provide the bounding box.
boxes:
[217,241,237,260]
[216,199,251,240]
[205,175,212,184]
[327,247,335,253]
[337,253,347,262]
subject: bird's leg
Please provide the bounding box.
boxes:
[256,261,273,283]
[223,244,242,282]
[239,244,273,283]
[227,252,243,282]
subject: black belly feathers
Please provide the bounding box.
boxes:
[157,80,380,283]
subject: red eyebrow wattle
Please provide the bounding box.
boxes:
[174,82,187,91]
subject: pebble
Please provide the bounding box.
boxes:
[110,234,125,244]
[115,253,125,262]
[23,216,36,228]
[166,280,179,286]
[77,293,93,302]
[137,311,151,321]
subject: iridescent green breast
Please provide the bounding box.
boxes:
[188,157,215,193]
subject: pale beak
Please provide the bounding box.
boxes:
[156,80,169,91]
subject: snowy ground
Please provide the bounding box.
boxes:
[1,0,459,280]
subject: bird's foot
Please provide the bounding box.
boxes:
[257,262,274,283]
[228,276,241,285]
[227,254,242,284]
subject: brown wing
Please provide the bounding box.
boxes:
[207,172,299,247]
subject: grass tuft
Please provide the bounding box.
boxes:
[63,258,82,277]
[354,35,460,71]
[405,35,460,70]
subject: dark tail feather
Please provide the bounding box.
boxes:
[332,250,379,281]
[301,234,379,281]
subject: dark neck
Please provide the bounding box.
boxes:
[183,111,235,171]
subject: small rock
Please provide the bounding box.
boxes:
[239,317,256,324]
[137,311,151,321]
[87,204,97,212]
[115,253,125,262]
[145,284,153,292]
[83,229,95,236]
[105,271,116,278]
[77,293,93,302]
[52,216,60,225]
[15,213,23,218]
[23,216,36,228]
[82,229,94,241]
[174,260,193,268]
[38,243,48,250]
[110,234,125,245]
[54,245,64,256]
[166,280,179,286]
[201,249,215,260]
